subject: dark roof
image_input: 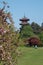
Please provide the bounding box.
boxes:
[20,16,30,21]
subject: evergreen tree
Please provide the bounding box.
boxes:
[31,22,41,34]
[20,24,35,39]
[41,22,43,31]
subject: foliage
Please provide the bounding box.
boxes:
[27,37,40,46]
[0,4,19,65]
[38,31,43,46]
[41,23,43,31]
[31,22,41,34]
[20,24,35,39]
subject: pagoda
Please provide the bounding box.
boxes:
[20,15,30,25]
[19,16,30,38]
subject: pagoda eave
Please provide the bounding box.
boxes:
[20,19,30,21]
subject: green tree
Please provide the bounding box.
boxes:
[41,23,43,31]
[20,24,35,39]
[38,31,43,44]
[31,22,41,34]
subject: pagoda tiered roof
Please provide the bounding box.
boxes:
[20,16,30,25]
[20,16,30,21]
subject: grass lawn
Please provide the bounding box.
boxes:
[18,47,43,65]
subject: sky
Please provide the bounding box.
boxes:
[0,0,43,29]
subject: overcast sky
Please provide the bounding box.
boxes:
[0,0,43,29]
